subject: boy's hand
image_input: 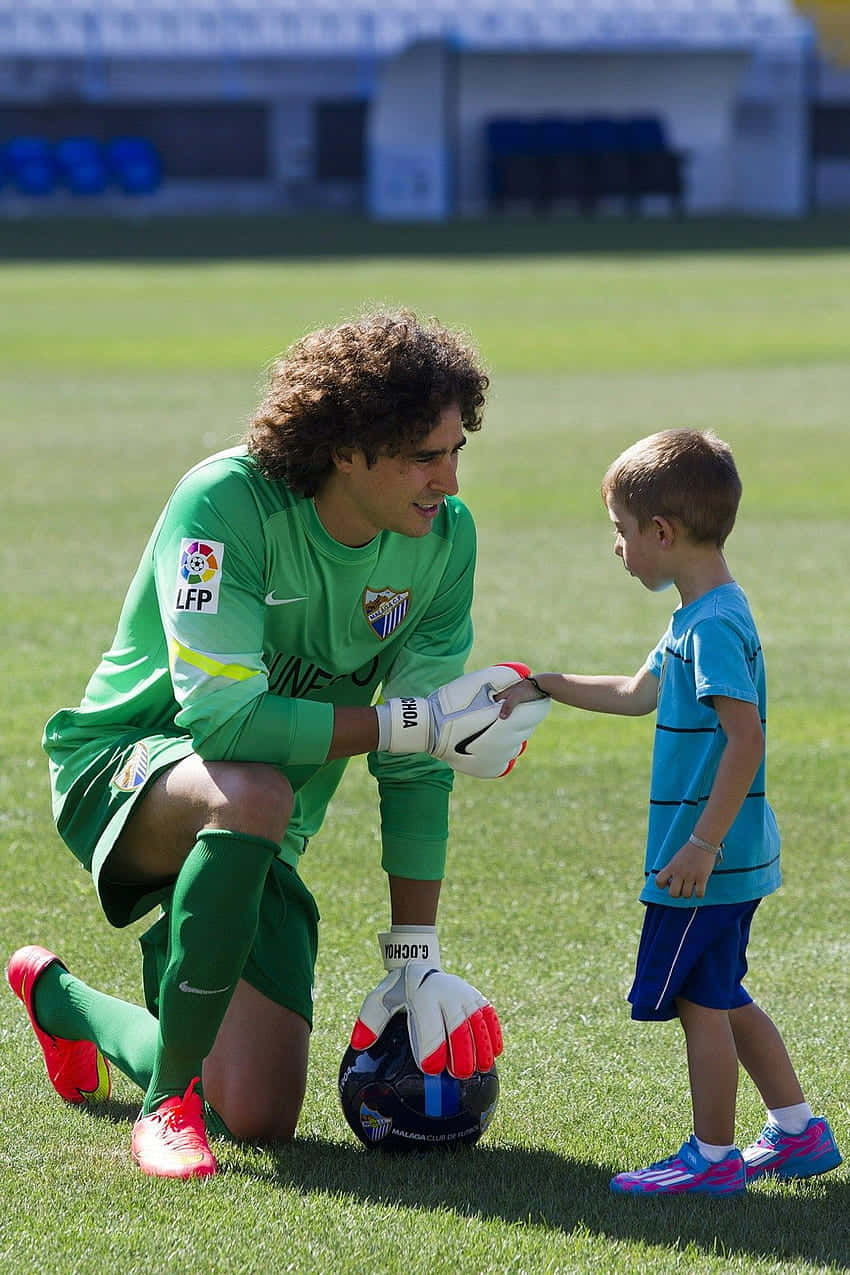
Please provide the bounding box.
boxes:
[654,843,717,899]
[496,676,548,718]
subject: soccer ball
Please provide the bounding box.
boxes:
[338,1012,499,1151]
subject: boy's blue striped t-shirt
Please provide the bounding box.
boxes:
[641,582,781,907]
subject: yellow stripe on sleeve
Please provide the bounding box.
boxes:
[169,638,261,683]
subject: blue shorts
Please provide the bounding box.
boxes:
[628,900,760,1021]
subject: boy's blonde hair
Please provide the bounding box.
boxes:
[601,429,742,547]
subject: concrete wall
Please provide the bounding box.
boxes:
[368,41,453,219]
[730,45,812,214]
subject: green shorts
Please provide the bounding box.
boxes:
[48,727,319,1026]
[50,728,196,927]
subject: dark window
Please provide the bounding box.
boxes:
[315,100,367,181]
[811,104,850,158]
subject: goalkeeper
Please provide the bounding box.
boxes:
[6,308,548,1179]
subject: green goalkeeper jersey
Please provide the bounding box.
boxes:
[44,447,477,880]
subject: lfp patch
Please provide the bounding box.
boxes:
[363,586,410,641]
[175,539,224,613]
[111,742,150,792]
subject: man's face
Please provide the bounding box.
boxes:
[329,404,466,545]
[606,497,673,593]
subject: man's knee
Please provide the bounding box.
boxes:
[222,1101,300,1145]
[205,762,294,844]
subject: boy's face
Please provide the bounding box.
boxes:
[606,498,674,593]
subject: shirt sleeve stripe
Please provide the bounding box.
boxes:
[168,638,261,683]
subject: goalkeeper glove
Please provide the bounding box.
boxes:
[350,926,503,1079]
[376,662,550,778]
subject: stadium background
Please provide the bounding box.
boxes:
[1,0,850,221]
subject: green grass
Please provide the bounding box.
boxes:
[1,217,848,1274]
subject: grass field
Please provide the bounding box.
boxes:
[0,215,848,1274]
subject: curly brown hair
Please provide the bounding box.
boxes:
[246,308,489,496]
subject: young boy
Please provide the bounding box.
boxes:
[497,428,842,1196]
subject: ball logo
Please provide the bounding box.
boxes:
[359,1103,393,1143]
[174,539,225,613]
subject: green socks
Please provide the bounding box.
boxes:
[143,828,277,1112]
[30,827,277,1117]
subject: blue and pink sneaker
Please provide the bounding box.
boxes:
[742,1117,842,1182]
[611,1135,746,1195]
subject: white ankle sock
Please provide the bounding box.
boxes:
[767,1102,812,1135]
[695,1137,735,1163]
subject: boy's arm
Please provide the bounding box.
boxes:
[655,695,765,899]
[497,664,658,717]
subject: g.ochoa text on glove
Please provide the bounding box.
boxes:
[381,941,436,963]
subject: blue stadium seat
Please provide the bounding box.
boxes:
[623,115,668,154]
[577,116,633,210]
[55,136,110,196]
[622,115,685,212]
[580,116,627,155]
[537,116,594,212]
[486,118,541,157]
[105,136,162,195]
[486,112,687,217]
[486,119,545,210]
[4,135,57,196]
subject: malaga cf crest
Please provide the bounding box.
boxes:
[111,742,150,792]
[362,586,411,641]
[358,1102,393,1143]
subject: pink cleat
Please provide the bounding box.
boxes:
[132,1078,217,1179]
[6,945,111,1105]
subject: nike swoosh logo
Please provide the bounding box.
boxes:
[178,980,231,996]
[78,1050,111,1102]
[454,722,495,755]
[265,593,307,606]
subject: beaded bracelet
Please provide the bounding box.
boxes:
[688,832,724,862]
[526,675,550,698]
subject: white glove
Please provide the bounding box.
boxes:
[349,926,503,1079]
[376,662,550,778]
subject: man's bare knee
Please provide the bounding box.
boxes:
[222,1105,299,1145]
[204,762,294,843]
